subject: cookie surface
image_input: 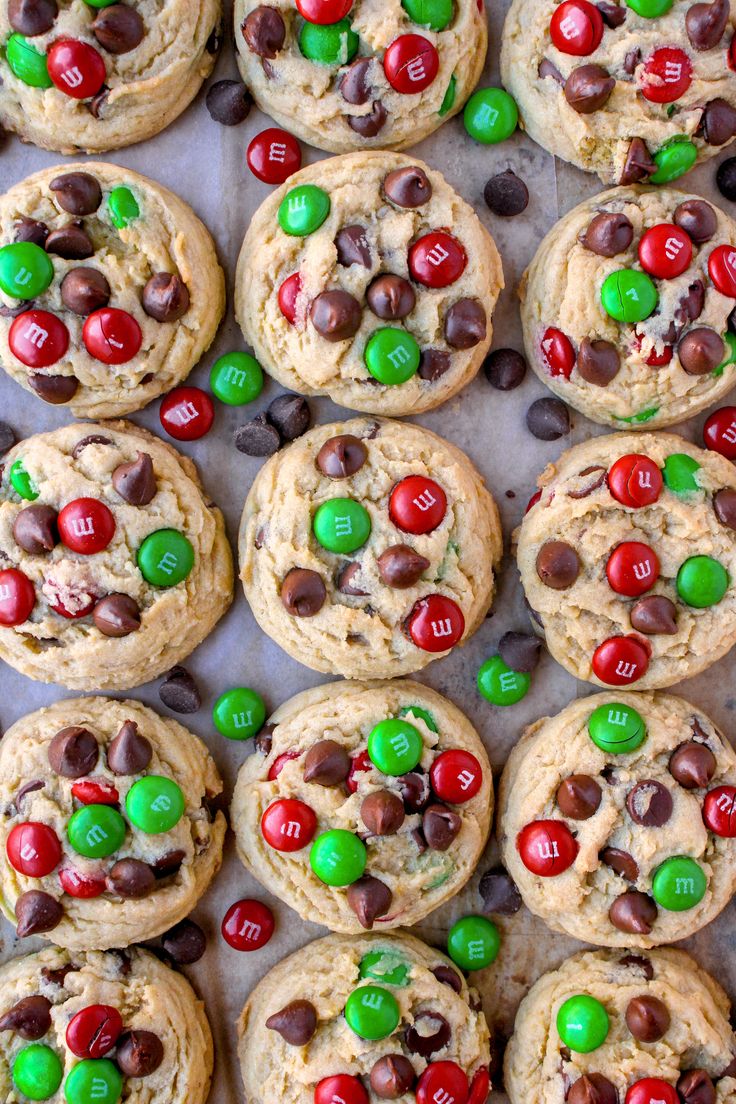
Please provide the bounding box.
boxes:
[0,945,213,1104]
[238,930,491,1104]
[0,421,233,690]
[0,696,225,950]
[234,0,486,153]
[501,0,736,185]
[239,417,502,679]
[0,0,220,153]
[505,947,736,1104]
[232,680,492,933]
[516,431,736,688]
[498,691,736,947]
[521,186,736,428]
[0,162,225,419]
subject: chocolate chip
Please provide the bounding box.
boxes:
[715,488,736,529]
[40,963,77,987]
[628,594,678,636]
[418,348,451,381]
[557,774,602,819]
[445,298,486,349]
[701,98,736,145]
[158,665,201,713]
[347,100,387,137]
[152,849,186,878]
[161,918,206,964]
[346,875,392,928]
[0,995,52,1040]
[678,327,725,375]
[316,434,367,477]
[106,858,155,898]
[142,273,190,323]
[17,779,45,808]
[484,348,527,390]
[8,0,57,35]
[536,541,580,588]
[619,138,656,185]
[234,414,281,456]
[206,21,222,52]
[71,434,111,458]
[361,790,405,835]
[0,422,15,456]
[624,46,641,73]
[498,631,541,673]
[581,212,634,257]
[596,0,626,24]
[397,770,430,813]
[92,2,144,52]
[335,224,371,267]
[13,504,58,554]
[205,78,252,124]
[609,891,657,933]
[242,6,285,57]
[716,156,736,201]
[677,281,706,328]
[92,594,140,638]
[116,1030,164,1077]
[564,64,615,113]
[674,199,717,243]
[626,780,673,827]
[49,172,102,216]
[60,266,111,315]
[310,290,362,342]
[677,1070,716,1104]
[686,0,729,48]
[337,561,368,595]
[405,1012,451,1058]
[267,393,311,441]
[15,217,49,246]
[625,995,670,1042]
[483,170,529,217]
[479,868,522,915]
[568,466,607,500]
[578,337,620,386]
[46,221,94,260]
[367,274,415,320]
[15,891,63,937]
[619,954,653,979]
[567,1074,618,1104]
[538,57,565,83]
[28,373,79,404]
[669,741,716,789]
[265,1000,317,1046]
[112,451,156,506]
[303,739,350,785]
[600,847,639,882]
[48,726,98,778]
[255,723,275,756]
[526,397,571,440]
[383,166,432,208]
[431,964,463,992]
[377,544,429,588]
[422,804,461,851]
[89,86,109,118]
[370,1055,416,1098]
[281,568,326,616]
[107,719,152,775]
[339,56,372,104]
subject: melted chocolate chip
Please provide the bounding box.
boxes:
[578,337,620,385]
[310,290,362,341]
[630,594,678,635]
[316,434,367,477]
[398,770,430,813]
[339,56,372,104]
[609,891,657,933]
[48,726,98,778]
[405,1012,451,1058]
[539,57,565,83]
[17,779,45,808]
[303,739,350,786]
[370,1054,416,1098]
[367,274,415,320]
[15,217,49,247]
[596,0,626,24]
[377,544,429,588]
[0,995,52,1040]
[383,166,432,208]
[581,212,634,257]
[242,6,285,57]
[152,850,186,878]
[431,964,463,992]
[346,875,392,928]
[71,434,111,458]
[336,561,368,596]
[116,1030,164,1077]
[536,541,580,589]
[422,804,461,851]
[107,719,152,775]
[361,790,405,835]
[626,779,673,827]
[335,224,371,267]
[61,267,111,315]
[557,774,602,819]
[265,1000,318,1046]
[567,1074,618,1104]
[600,847,639,882]
[49,172,102,216]
[714,488,736,529]
[142,273,190,322]
[347,100,387,137]
[13,504,58,554]
[281,568,326,616]
[677,1070,716,1104]
[701,97,736,145]
[112,452,156,507]
[45,222,93,259]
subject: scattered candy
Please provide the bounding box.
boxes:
[344,985,399,1040]
[210,351,264,404]
[703,785,736,836]
[477,655,530,705]
[221,898,274,950]
[213,687,266,740]
[463,88,518,143]
[447,914,500,969]
[703,406,736,458]
[556,994,609,1052]
[159,387,215,441]
[247,128,302,185]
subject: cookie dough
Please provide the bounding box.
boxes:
[0,945,213,1104]
[236,152,502,416]
[501,0,736,185]
[516,432,736,688]
[238,931,491,1104]
[0,162,225,419]
[239,417,502,679]
[0,421,233,690]
[498,691,736,947]
[0,696,225,950]
[234,0,487,154]
[521,186,736,428]
[505,948,736,1104]
[0,0,221,154]
[232,680,492,933]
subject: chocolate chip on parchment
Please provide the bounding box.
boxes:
[625,995,670,1042]
[526,397,570,440]
[8,0,57,36]
[484,348,527,390]
[303,739,350,786]
[49,172,102,216]
[669,741,716,788]
[361,790,405,835]
[234,414,281,456]
[609,890,657,933]
[61,267,111,315]
[48,726,98,778]
[383,166,432,208]
[106,859,155,898]
[265,1000,317,1046]
[483,170,529,217]
[536,541,580,588]
[498,631,541,673]
[335,224,372,267]
[347,875,392,928]
[581,212,634,256]
[281,568,326,616]
[267,393,311,441]
[701,98,736,146]
[92,3,144,52]
[479,868,522,915]
[93,594,141,638]
[0,422,16,455]
[15,891,63,937]
[29,373,79,404]
[112,451,156,506]
[142,273,190,322]
[367,274,415,320]
[242,6,285,57]
[370,1054,416,1098]
[13,504,58,554]
[557,774,602,819]
[162,918,207,964]
[377,544,429,589]
[716,156,736,202]
[206,79,252,125]
[630,594,678,635]
[116,1030,164,1077]
[422,804,461,851]
[316,434,367,477]
[107,719,152,775]
[159,665,202,713]
[0,996,52,1040]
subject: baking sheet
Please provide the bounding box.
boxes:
[1,2,735,1101]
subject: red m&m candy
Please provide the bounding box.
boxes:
[730,32,736,70]
[409,231,467,288]
[416,1062,469,1104]
[549,0,603,55]
[159,387,215,441]
[59,865,106,898]
[83,308,142,364]
[47,39,106,99]
[278,272,302,325]
[389,475,447,534]
[406,594,465,651]
[468,1068,491,1104]
[9,310,69,368]
[0,568,35,626]
[58,498,115,555]
[708,244,736,297]
[7,822,61,877]
[625,1079,679,1104]
[592,635,650,686]
[247,128,302,185]
[641,48,692,103]
[703,406,736,459]
[430,750,483,804]
[703,785,736,836]
[606,541,660,597]
[632,332,673,367]
[540,327,575,379]
[222,898,275,951]
[516,820,578,876]
[267,751,300,781]
[384,34,439,94]
[261,798,317,852]
[638,224,692,279]
[346,749,371,794]
[71,779,120,806]
[526,490,542,513]
[49,591,97,620]
[66,1005,123,1059]
[296,0,352,20]
[607,454,662,507]
[315,1075,369,1104]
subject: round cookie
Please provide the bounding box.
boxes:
[236,152,502,417]
[505,947,736,1104]
[501,0,736,185]
[0,696,226,950]
[0,421,233,691]
[239,417,502,679]
[516,431,736,689]
[232,680,492,933]
[0,945,213,1104]
[0,162,225,419]
[521,186,736,429]
[234,0,487,154]
[0,0,221,154]
[498,691,736,947]
[238,930,491,1104]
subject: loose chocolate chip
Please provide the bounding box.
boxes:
[674,199,717,243]
[71,434,112,458]
[316,434,367,477]
[609,891,657,933]
[620,138,656,185]
[361,790,405,835]
[346,875,392,929]
[398,770,430,813]
[686,0,729,49]
[715,488,736,529]
[92,2,144,52]
[158,665,201,713]
[161,918,206,964]
[370,1054,416,1098]
[303,739,350,785]
[445,298,486,349]
[564,64,615,113]
[49,172,102,216]
[8,0,57,35]
[431,964,463,992]
[92,594,141,638]
[337,561,368,595]
[116,1030,164,1077]
[536,541,580,589]
[484,348,527,390]
[310,290,362,342]
[483,170,529,217]
[422,804,461,851]
[567,1074,618,1104]
[107,719,152,775]
[629,594,677,636]
[48,726,98,778]
[626,780,673,827]
[716,156,736,201]
[678,327,725,374]
[335,224,372,267]
[0,995,52,1040]
[669,741,716,789]
[205,78,252,124]
[13,504,58,554]
[600,847,639,882]
[479,868,522,915]
[581,212,634,257]
[677,1070,716,1104]
[29,373,79,405]
[339,56,372,104]
[151,850,186,878]
[281,568,326,616]
[377,544,429,588]
[106,859,155,898]
[367,274,415,320]
[418,349,450,381]
[701,98,736,146]
[498,631,541,673]
[0,422,16,455]
[405,1012,451,1058]
[234,414,281,456]
[625,995,670,1042]
[348,100,387,137]
[578,337,620,386]
[265,1000,317,1046]
[242,6,285,56]
[61,266,111,315]
[557,774,602,819]
[112,452,156,506]
[526,397,571,440]
[538,57,565,83]
[15,891,63,937]
[383,166,432,208]
[267,393,311,441]
[142,273,190,323]
[597,0,626,24]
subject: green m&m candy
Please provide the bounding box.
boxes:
[210,351,264,405]
[12,1044,63,1101]
[84,0,121,6]
[108,186,140,229]
[64,1058,123,1104]
[477,655,530,706]
[67,805,126,859]
[463,88,518,144]
[299,18,358,64]
[312,497,371,553]
[439,73,457,116]
[6,34,52,88]
[213,687,266,740]
[676,556,729,608]
[663,453,700,493]
[278,184,330,237]
[625,0,673,13]
[652,855,707,910]
[588,702,646,753]
[556,995,609,1053]
[310,828,367,886]
[9,459,39,501]
[447,915,500,970]
[126,775,185,834]
[0,242,54,299]
[364,327,420,385]
[650,138,697,184]
[344,985,400,1040]
[402,0,454,30]
[399,705,438,732]
[359,950,410,987]
[137,529,194,586]
[600,269,658,324]
[368,718,423,775]
[714,331,736,376]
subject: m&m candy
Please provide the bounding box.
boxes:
[6,34,52,87]
[247,128,302,185]
[540,327,576,378]
[58,498,115,555]
[221,899,274,950]
[310,829,367,885]
[549,0,603,54]
[556,994,609,1052]
[64,1058,122,1104]
[312,498,371,553]
[66,1005,123,1059]
[210,352,264,404]
[588,702,646,753]
[7,822,62,876]
[213,687,266,740]
[83,308,142,364]
[47,38,106,98]
[676,556,729,608]
[389,475,447,534]
[278,185,330,237]
[344,985,399,1040]
[416,1062,469,1104]
[703,406,736,459]
[663,453,700,494]
[591,636,650,686]
[409,231,467,288]
[651,855,707,910]
[703,786,736,836]
[159,387,215,441]
[108,186,140,229]
[430,750,483,803]
[600,270,658,324]
[641,48,692,103]
[0,567,36,625]
[126,776,185,833]
[315,1076,369,1104]
[638,224,692,278]
[364,328,420,384]
[447,915,500,969]
[625,1080,679,1104]
[137,529,194,586]
[0,242,54,299]
[605,541,659,597]
[608,454,662,507]
[406,594,464,651]
[383,34,439,94]
[368,718,423,775]
[261,798,317,852]
[12,1044,63,1101]
[9,310,69,368]
[477,655,530,705]
[516,820,578,876]
[463,88,518,144]
[67,805,126,858]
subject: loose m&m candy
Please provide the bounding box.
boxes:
[159,387,215,441]
[247,128,302,185]
[447,914,500,969]
[221,898,274,950]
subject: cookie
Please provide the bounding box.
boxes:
[498,691,736,947]
[516,431,736,688]
[239,417,502,679]
[521,185,736,428]
[0,945,212,1104]
[505,947,736,1104]
[500,0,736,185]
[236,152,502,417]
[232,679,492,933]
[234,0,486,154]
[0,696,226,950]
[0,0,220,154]
[0,162,225,419]
[238,930,491,1104]
[0,421,233,690]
